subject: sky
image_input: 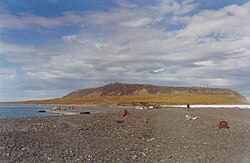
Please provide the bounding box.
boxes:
[0,0,250,102]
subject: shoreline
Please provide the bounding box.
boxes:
[41,104,250,118]
[42,105,134,116]
[1,103,250,120]
[1,103,250,108]
[45,110,80,116]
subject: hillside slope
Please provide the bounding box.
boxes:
[63,82,247,103]
[4,82,247,105]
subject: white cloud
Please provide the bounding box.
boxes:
[177,2,250,38]
[0,11,85,31]
[95,42,113,50]
[204,78,232,87]
[120,17,153,27]
[153,68,165,73]
[1,1,250,101]
[0,0,197,31]
[0,42,55,64]
[115,0,138,8]
[156,0,197,15]
[194,60,215,67]
[63,35,77,41]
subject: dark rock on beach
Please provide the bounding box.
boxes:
[1,107,250,162]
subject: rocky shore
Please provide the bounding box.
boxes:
[1,107,250,162]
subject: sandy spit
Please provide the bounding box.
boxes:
[0,107,250,162]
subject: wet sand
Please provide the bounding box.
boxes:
[0,107,250,162]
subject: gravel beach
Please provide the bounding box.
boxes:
[1,107,250,162]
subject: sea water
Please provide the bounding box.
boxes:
[0,104,56,119]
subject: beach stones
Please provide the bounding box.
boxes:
[217,120,229,129]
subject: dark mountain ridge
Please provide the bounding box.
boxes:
[63,82,247,102]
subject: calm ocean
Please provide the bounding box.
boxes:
[0,104,56,119]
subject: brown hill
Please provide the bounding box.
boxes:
[63,82,247,102]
